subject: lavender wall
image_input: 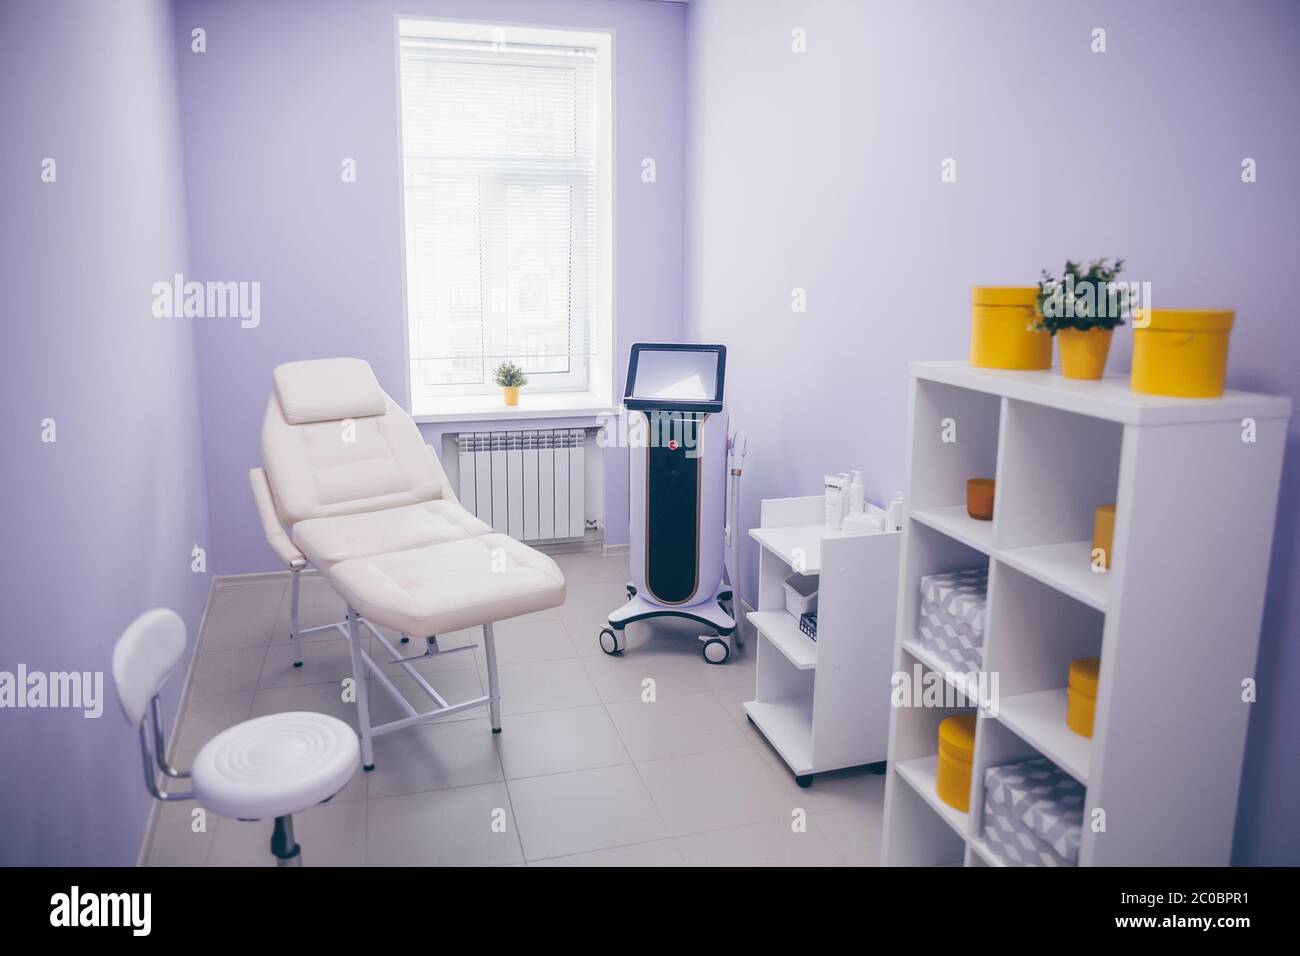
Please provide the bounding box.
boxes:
[0,0,211,865]
[174,0,687,572]
[683,0,1300,864]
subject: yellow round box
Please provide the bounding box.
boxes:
[935,714,977,812]
[1066,657,1100,738]
[1092,503,1116,570]
[1131,309,1234,398]
[970,286,1052,370]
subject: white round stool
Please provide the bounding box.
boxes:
[193,712,361,865]
[113,609,361,867]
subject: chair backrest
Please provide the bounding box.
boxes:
[260,358,446,525]
[113,608,187,727]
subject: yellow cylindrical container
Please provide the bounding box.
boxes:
[1066,657,1100,738]
[1131,309,1234,398]
[970,287,1052,370]
[935,714,977,812]
[502,386,520,406]
[1092,503,1115,570]
[966,478,995,521]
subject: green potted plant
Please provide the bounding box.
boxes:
[1035,258,1131,379]
[493,361,528,406]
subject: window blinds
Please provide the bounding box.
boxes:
[399,32,599,394]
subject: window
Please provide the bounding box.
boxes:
[397,19,613,415]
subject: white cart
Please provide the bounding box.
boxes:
[743,495,901,787]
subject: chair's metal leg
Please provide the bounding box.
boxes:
[289,568,303,668]
[482,622,502,734]
[271,815,302,867]
[346,608,375,769]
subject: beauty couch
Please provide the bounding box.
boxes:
[248,357,567,769]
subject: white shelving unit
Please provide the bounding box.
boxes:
[744,495,901,785]
[881,360,1290,866]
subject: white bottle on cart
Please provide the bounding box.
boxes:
[825,473,848,529]
[885,491,905,531]
[848,470,866,514]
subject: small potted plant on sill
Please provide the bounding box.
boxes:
[1035,258,1130,380]
[494,361,528,406]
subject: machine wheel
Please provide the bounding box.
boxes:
[599,627,624,656]
[795,774,813,789]
[702,638,730,665]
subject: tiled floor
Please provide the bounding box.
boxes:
[145,551,885,867]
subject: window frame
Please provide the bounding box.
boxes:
[394,17,615,417]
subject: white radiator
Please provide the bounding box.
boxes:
[456,429,587,541]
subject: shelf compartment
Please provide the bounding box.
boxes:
[896,520,991,664]
[743,698,813,775]
[895,755,968,839]
[901,638,982,706]
[749,610,817,670]
[911,505,993,555]
[998,539,1110,612]
[908,378,1002,515]
[883,769,967,866]
[994,399,1122,554]
[995,689,1091,784]
[981,559,1101,784]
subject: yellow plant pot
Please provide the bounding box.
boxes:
[1131,309,1234,398]
[1057,327,1113,380]
[1066,657,1100,739]
[502,386,520,406]
[970,286,1052,370]
[935,714,977,812]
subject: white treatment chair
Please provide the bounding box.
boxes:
[114,608,360,866]
[248,358,566,770]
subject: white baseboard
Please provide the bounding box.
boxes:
[601,542,630,556]
[536,534,605,556]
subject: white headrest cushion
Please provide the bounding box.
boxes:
[273,358,387,425]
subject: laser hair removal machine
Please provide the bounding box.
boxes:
[599,343,745,664]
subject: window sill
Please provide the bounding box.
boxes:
[412,390,617,424]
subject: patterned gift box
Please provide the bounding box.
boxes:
[917,566,988,674]
[982,756,1085,866]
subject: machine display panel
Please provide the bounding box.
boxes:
[624,343,726,412]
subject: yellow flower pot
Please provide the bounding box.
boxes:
[969,286,1052,370]
[1131,309,1234,398]
[502,386,520,406]
[1057,327,1113,380]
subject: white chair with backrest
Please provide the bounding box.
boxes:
[248,358,566,770]
[113,608,360,866]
